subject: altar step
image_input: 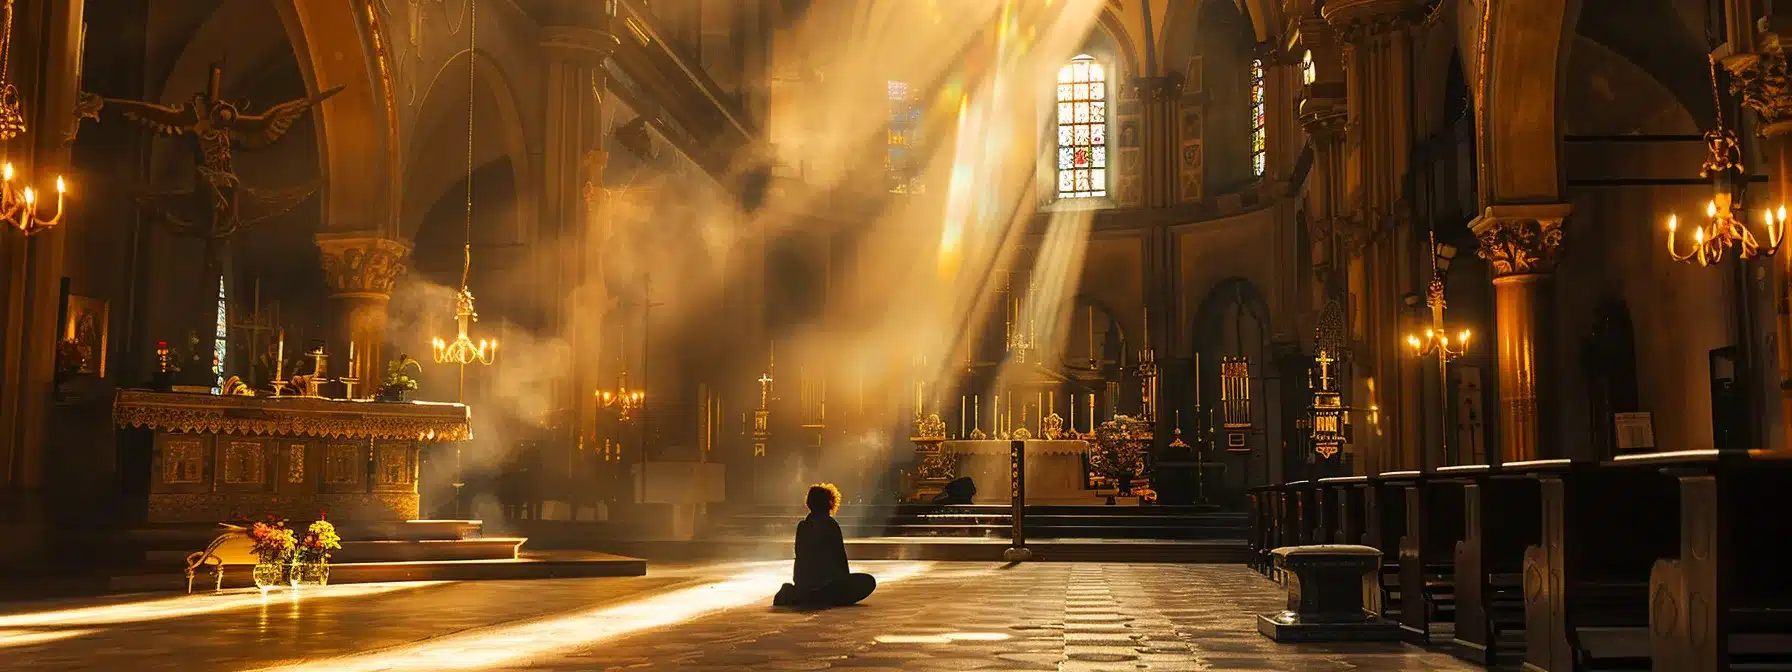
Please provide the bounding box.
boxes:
[107,550,647,594]
[127,519,524,566]
[593,537,1253,564]
[711,504,1250,541]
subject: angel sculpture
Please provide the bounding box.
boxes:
[72,64,343,247]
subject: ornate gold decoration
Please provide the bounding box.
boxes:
[325,443,362,484]
[375,442,412,487]
[1474,216,1565,277]
[114,390,471,442]
[221,440,265,484]
[1722,32,1792,136]
[1013,427,1033,441]
[1666,57,1786,266]
[286,443,306,483]
[0,0,68,236]
[1320,0,1429,43]
[318,236,411,297]
[913,413,947,440]
[969,427,988,440]
[1042,413,1064,440]
[164,440,205,484]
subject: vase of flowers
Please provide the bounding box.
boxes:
[248,519,296,589]
[291,517,342,586]
[377,355,421,402]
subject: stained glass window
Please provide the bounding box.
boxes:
[887,80,924,194]
[213,276,227,390]
[1055,54,1108,199]
[1251,58,1267,178]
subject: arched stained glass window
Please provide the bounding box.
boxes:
[1055,54,1107,199]
[887,80,923,194]
[214,276,228,390]
[1251,58,1267,177]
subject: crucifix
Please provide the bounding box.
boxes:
[1314,349,1335,391]
[758,372,774,409]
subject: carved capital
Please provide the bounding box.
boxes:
[1469,204,1573,278]
[1320,0,1428,43]
[316,235,411,298]
[1722,33,1792,137]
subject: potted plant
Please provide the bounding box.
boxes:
[291,516,342,586]
[247,518,296,589]
[377,355,421,402]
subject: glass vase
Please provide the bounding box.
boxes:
[292,561,330,587]
[252,562,288,590]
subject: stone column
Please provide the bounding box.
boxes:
[1,0,85,560]
[1470,204,1571,463]
[532,8,619,447]
[316,235,410,383]
[1723,29,1792,452]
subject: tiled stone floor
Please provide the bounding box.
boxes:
[0,562,1477,671]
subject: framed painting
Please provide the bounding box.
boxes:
[63,295,109,377]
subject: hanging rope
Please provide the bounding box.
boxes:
[461,0,476,291]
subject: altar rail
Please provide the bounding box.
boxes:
[1247,451,1792,670]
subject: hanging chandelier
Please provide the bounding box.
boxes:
[1666,57,1784,266]
[431,0,496,369]
[0,0,68,236]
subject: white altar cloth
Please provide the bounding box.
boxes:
[940,440,1095,505]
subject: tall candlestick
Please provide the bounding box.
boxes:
[975,395,981,434]
[1087,305,1095,362]
[1088,393,1095,432]
[961,396,967,437]
[348,341,356,378]
[994,395,1000,434]
[1036,392,1043,433]
[276,330,285,381]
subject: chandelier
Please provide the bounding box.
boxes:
[1666,57,1785,266]
[431,0,496,374]
[0,0,68,236]
[597,371,645,422]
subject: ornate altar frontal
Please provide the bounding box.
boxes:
[113,390,470,523]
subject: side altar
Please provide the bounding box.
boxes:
[113,390,470,523]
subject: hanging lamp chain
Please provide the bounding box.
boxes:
[461,0,476,291]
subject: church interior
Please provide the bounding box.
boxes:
[0,0,1787,669]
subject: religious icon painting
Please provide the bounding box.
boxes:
[62,295,109,376]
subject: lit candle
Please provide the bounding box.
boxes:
[960,396,967,437]
[276,330,285,381]
[348,341,356,376]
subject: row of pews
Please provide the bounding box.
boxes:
[1247,450,1792,671]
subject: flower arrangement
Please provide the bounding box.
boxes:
[249,519,296,564]
[296,517,341,564]
[1090,415,1151,495]
[378,355,421,401]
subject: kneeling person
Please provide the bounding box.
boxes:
[773,483,877,607]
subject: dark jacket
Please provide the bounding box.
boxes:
[792,512,849,590]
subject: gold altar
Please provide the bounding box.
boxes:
[113,390,471,523]
[943,439,1096,505]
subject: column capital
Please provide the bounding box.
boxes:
[315,234,411,299]
[540,25,621,62]
[1320,0,1429,42]
[1722,32,1792,137]
[1469,204,1572,278]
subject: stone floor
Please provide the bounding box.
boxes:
[0,562,1479,671]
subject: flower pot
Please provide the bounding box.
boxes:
[377,388,410,403]
[252,562,288,589]
[292,561,330,587]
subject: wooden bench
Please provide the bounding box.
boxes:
[1452,472,1542,667]
[185,523,256,593]
[1523,461,1679,672]
[1648,455,1792,671]
[1398,476,1466,645]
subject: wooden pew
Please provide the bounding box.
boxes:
[1396,473,1466,645]
[1363,477,1410,622]
[1322,476,1369,550]
[1647,453,1792,671]
[1312,480,1337,545]
[1522,459,1680,672]
[1451,468,1542,666]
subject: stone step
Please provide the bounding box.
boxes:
[146,537,528,565]
[112,550,646,594]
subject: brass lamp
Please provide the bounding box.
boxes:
[1666,57,1786,267]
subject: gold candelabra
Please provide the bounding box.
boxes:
[597,371,645,422]
[0,0,68,236]
[431,0,495,402]
[431,287,498,367]
[1665,57,1785,266]
[1405,231,1473,463]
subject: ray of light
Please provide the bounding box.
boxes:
[0,627,101,649]
[254,562,936,671]
[0,581,446,629]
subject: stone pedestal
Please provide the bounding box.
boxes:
[1257,544,1403,642]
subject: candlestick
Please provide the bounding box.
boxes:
[276,330,285,381]
[1087,305,1094,363]
[1088,393,1095,432]
[975,395,981,434]
[348,341,356,377]
[1036,392,1043,433]
[994,394,999,434]
[960,396,967,437]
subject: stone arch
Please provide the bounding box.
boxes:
[399,48,533,247]
[1061,294,1131,376]
[1190,277,1275,502]
[1482,0,1582,205]
[273,0,401,236]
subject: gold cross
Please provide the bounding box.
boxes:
[757,373,773,408]
[1315,349,1334,391]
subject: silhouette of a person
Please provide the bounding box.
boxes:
[774,483,877,607]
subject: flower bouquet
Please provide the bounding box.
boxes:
[292,516,342,586]
[248,518,296,589]
[1090,415,1150,498]
[378,355,421,402]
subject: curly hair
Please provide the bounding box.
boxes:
[806,483,841,515]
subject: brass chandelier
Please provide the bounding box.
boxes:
[1666,57,1785,266]
[431,0,497,380]
[0,0,67,236]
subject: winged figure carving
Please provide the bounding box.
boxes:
[72,64,343,242]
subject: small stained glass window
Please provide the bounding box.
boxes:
[1251,58,1267,178]
[1055,54,1107,199]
